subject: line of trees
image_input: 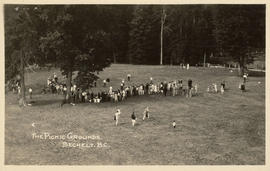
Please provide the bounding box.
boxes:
[5,5,265,105]
[127,5,265,68]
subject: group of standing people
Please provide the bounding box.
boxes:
[59,73,199,106]
[207,80,226,94]
[113,107,177,128]
[114,107,150,127]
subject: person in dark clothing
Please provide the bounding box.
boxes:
[90,92,94,103]
[221,80,225,90]
[188,79,193,97]
[75,89,80,104]
[164,82,168,96]
[131,111,137,126]
[101,91,105,102]
[179,80,183,96]
[240,82,246,92]
[145,83,149,95]
[127,74,131,81]
[188,79,192,89]
[133,86,136,96]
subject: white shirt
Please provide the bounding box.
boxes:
[115,111,121,119]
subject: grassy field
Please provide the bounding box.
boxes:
[5,64,265,165]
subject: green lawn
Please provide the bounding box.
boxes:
[5,64,265,165]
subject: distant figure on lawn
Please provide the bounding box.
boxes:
[220,85,224,94]
[17,86,21,96]
[131,111,137,127]
[163,81,168,96]
[214,83,218,93]
[194,84,198,95]
[221,80,226,90]
[114,109,121,126]
[28,87,33,99]
[53,72,58,83]
[127,74,131,81]
[243,73,248,83]
[187,64,190,70]
[172,121,176,128]
[239,82,246,92]
[143,106,150,120]
[103,79,107,87]
[120,82,124,91]
[187,79,192,97]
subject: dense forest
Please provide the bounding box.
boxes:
[4,5,265,103]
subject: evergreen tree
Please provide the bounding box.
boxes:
[128,5,160,64]
[5,5,43,105]
[213,5,265,75]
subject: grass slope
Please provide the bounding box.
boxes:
[5,64,265,165]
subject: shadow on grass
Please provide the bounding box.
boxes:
[31,99,63,106]
[28,92,218,107]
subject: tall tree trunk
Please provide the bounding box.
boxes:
[113,52,117,64]
[203,52,206,67]
[238,56,245,76]
[66,70,72,100]
[239,64,244,76]
[160,16,164,65]
[20,49,26,106]
[160,8,166,65]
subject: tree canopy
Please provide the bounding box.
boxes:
[5,4,265,88]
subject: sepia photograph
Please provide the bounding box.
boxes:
[3,3,266,166]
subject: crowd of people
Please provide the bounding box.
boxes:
[59,74,201,106]
[8,69,251,109]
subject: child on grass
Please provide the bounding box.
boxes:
[143,106,150,120]
[131,111,137,127]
